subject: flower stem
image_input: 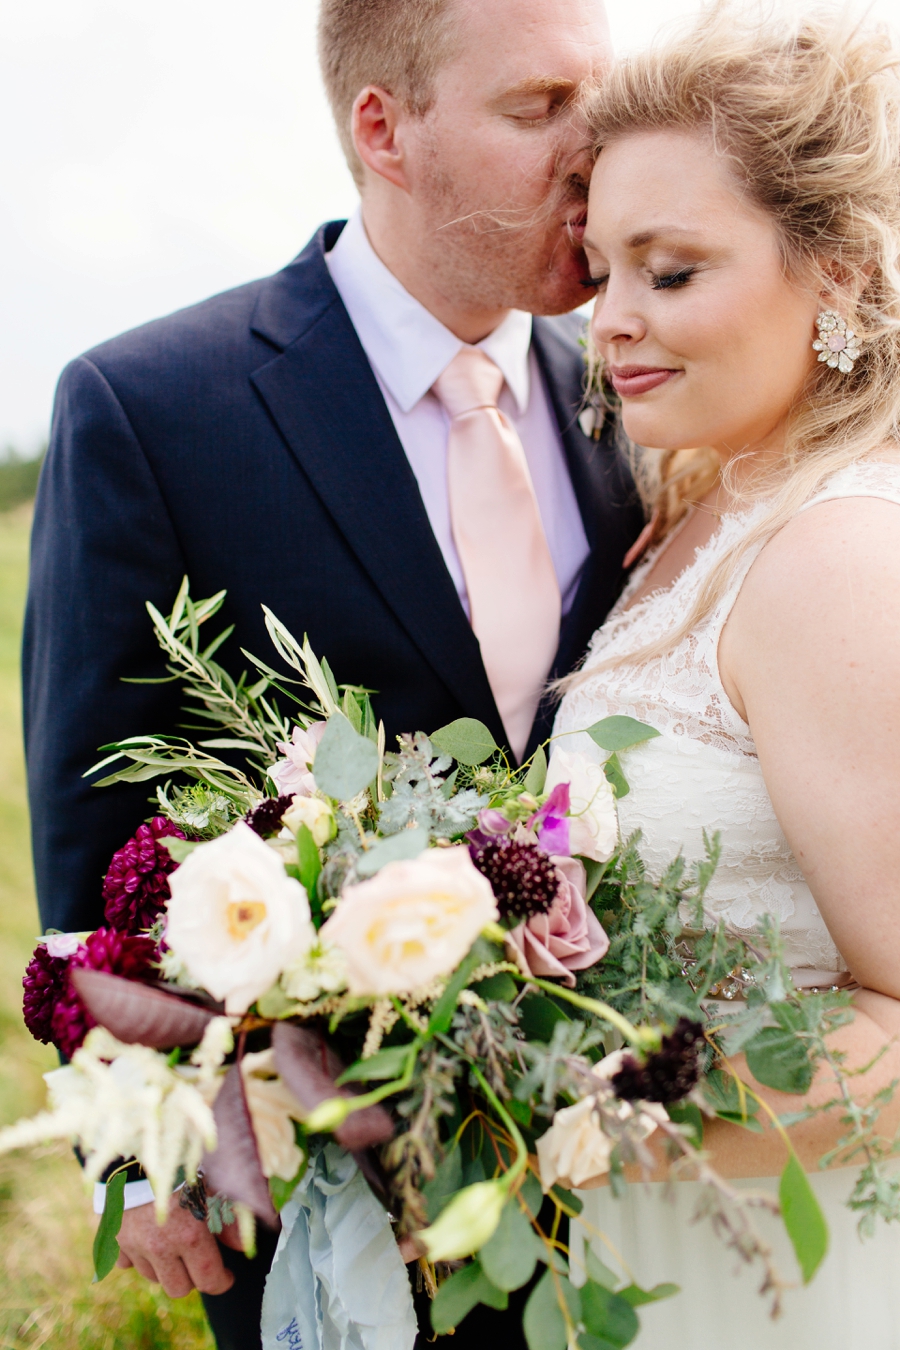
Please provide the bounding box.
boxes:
[508,972,656,1050]
[468,1064,528,1190]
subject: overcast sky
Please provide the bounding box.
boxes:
[1,0,897,452]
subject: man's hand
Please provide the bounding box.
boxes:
[116,1192,236,1298]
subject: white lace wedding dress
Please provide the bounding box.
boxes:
[553,461,900,1349]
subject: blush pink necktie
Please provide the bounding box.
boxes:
[433,346,561,760]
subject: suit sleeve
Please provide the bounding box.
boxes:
[23,356,186,934]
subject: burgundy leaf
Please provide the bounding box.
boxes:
[70,968,216,1049]
[272,1023,394,1152]
[202,1062,278,1228]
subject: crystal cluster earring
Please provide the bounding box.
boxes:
[813,310,862,374]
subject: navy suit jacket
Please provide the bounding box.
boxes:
[23,221,643,935]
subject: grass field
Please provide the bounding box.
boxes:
[0,505,215,1350]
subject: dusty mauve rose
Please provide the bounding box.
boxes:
[50,928,157,1058]
[544,749,618,862]
[321,847,498,996]
[269,722,327,798]
[505,855,608,987]
[102,817,186,935]
[165,821,315,1014]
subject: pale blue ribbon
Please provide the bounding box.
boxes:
[261,1143,418,1350]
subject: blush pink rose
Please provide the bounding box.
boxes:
[506,855,608,987]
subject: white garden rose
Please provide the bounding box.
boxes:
[240,1049,305,1181]
[321,846,498,996]
[282,795,336,847]
[536,1095,613,1191]
[544,748,618,862]
[165,821,316,1014]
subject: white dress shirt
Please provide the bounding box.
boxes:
[325,210,589,617]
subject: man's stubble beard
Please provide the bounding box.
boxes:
[415,135,590,318]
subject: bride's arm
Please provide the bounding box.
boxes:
[705,493,900,1175]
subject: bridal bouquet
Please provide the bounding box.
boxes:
[5,582,898,1349]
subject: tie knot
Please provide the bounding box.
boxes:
[432,346,504,418]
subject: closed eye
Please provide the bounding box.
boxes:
[651,267,695,290]
[580,275,609,289]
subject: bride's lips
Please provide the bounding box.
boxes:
[609,365,680,397]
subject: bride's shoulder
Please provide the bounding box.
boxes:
[733,456,900,636]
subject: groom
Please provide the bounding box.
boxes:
[24,0,639,1344]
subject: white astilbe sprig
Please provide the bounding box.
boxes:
[190,1015,235,1087]
[0,1027,217,1221]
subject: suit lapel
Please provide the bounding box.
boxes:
[249,227,504,743]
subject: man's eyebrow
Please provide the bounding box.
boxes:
[495,76,577,100]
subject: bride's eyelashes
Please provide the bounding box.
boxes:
[579,265,698,290]
[650,266,696,290]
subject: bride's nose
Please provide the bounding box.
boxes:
[590,279,647,349]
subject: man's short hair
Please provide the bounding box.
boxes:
[318,0,462,186]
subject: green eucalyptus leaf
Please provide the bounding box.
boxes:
[431,1261,507,1334]
[585,1246,619,1290]
[355,826,428,878]
[336,1043,414,1085]
[312,713,379,801]
[524,745,548,796]
[478,1199,542,1291]
[667,1101,704,1146]
[524,1268,580,1350]
[422,1145,464,1222]
[745,1027,814,1095]
[269,1157,307,1213]
[603,753,630,800]
[580,1279,640,1347]
[517,993,571,1043]
[586,716,661,753]
[780,1151,828,1282]
[518,1172,544,1220]
[431,718,498,767]
[93,1169,127,1282]
[617,1281,679,1307]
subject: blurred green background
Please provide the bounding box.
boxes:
[0,461,214,1348]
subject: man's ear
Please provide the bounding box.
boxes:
[352,86,411,192]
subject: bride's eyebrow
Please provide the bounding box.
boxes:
[626,227,699,249]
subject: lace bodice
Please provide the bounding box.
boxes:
[554,461,900,974]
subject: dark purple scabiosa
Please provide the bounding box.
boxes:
[50,928,157,1058]
[102,816,186,935]
[22,944,71,1045]
[611,1018,705,1104]
[245,795,295,839]
[471,838,560,925]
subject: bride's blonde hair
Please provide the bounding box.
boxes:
[569,4,900,678]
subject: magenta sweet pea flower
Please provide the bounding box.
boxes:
[529,782,571,857]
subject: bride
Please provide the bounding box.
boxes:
[552,8,900,1347]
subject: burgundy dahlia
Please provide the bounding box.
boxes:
[102,816,186,935]
[22,944,70,1045]
[471,838,559,924]
[611,1018,705,1104]
[246,795,295,839]
[50,928,157,1058]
